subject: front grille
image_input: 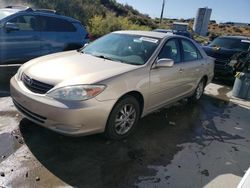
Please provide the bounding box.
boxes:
[21,73,54,94]
[13,99,47,124]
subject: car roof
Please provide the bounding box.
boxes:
[154,29,190,33]
[1,7,80,23]
[31,12,81,23]
[114,30,173,39]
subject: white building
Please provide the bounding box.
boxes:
[193,7,212,36]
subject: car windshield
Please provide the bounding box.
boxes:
[209,37,250,51]
[82,33,160,65]
[0,9,17,20]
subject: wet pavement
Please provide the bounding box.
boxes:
[0,72,250,188]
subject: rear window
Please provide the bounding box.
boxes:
[181,39,202,62]
[38,16,76,32]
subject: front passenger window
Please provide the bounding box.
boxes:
[158,39,180,63]
[8,15,39,31]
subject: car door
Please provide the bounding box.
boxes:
[0,14,41,64]
[39,16,77,55]
[180,39,206,94]
[148,38,187,111]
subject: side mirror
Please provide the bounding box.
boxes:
[4,22,19,32]
[77,43,89,52]
[155,58,174,68]
[203,41,210,46]
[83,43,89,48]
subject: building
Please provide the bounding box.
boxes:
[193,7,212,36]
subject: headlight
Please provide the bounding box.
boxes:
[15,66,23,80]
[47,85,106,101]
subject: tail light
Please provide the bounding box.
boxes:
[85,33,93,40]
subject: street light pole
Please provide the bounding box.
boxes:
[160,0,165,24]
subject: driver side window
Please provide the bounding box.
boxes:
[158,39,181,63]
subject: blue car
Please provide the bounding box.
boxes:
[0,6,89,65]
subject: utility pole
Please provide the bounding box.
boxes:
[160,0,165,24]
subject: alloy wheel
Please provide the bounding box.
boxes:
[196,81,204,100]
[114,104,137,135]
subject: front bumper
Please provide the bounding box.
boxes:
[10,77,116,136]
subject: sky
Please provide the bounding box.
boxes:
[116,0,250,23]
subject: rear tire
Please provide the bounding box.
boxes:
[104,96,140,140]
[189,79,205,102]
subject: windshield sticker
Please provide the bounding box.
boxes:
[139,37,159,44]
[241,40,250,43]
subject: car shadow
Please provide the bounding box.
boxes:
[0,66,19,97]
[19,96,245,188]
[212,78,234,87]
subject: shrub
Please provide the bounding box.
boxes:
[233,27,242,33]
[87,13,150,38]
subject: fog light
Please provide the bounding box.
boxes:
[55,124,83,132]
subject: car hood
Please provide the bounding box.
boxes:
[22,51,139,87]
[202,46,241,60]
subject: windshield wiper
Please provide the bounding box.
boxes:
[126,62,142,65]
[92,54,126,63]
[93,54,114,61]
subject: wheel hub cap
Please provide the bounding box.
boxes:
[114,104,136,135]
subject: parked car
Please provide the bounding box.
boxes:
[153,29,193,39]
[237,166,250,188]
[0,6,89,65]
[10,30,214,139]
[203,36,250,80]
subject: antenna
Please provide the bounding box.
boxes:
[160,0,166,24]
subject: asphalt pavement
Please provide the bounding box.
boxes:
[0,71,250,188]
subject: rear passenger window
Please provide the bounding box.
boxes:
[159,39,181,63]
[38,16,76,32]
[181,40,202,62]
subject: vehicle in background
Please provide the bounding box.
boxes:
[237,166,250,188]
[153,29,193,39]
[0,6,89,65]
[203,36,250,80]
[11,30,214,139]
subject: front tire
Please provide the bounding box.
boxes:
[104,96,140,140]
[190,79,205,102]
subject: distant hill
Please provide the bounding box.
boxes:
[2,0,250,39]
[3,0,156,28]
